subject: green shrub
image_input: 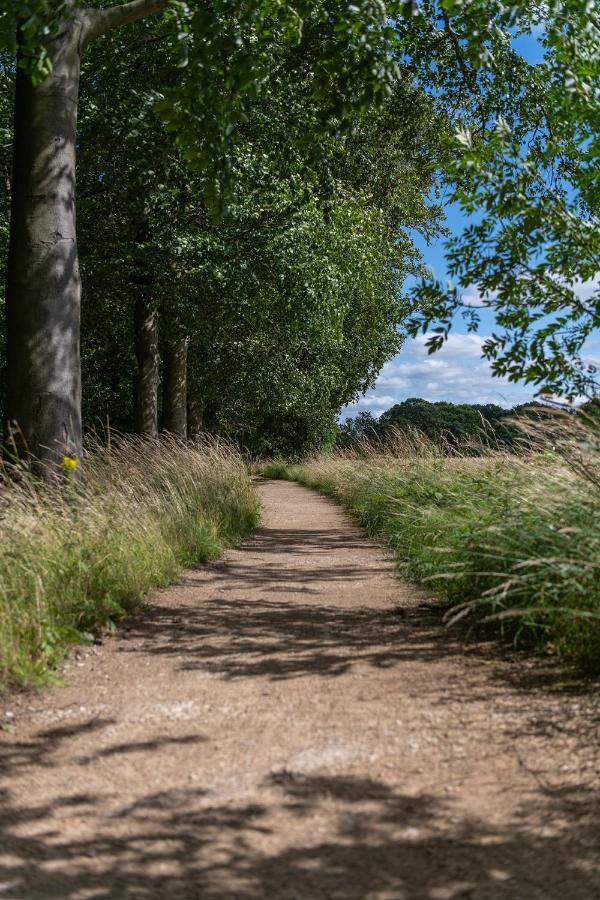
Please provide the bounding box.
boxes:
[261,461,294,480]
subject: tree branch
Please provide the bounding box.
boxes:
[82,0,169,48]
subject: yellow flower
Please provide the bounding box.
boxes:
[60,455,80,472]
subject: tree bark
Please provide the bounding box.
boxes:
[162,337,188,438]
[82,0,168,47]
[4,0,168,472]
[5,19,84,470]
[187,398,205,441]
[134,295,159,437]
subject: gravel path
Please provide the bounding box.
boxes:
[1,479,599,899]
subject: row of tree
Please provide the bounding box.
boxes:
[339,397,600,450]
[0,1,597,468]
[73,22,443,456]
[1,2,446,461]
[337,399,535,449]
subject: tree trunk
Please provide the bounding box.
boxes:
[5,21,83,471]
[134,295,159,437]
[187,398,205,441]
[3,0,168,473]
[162,338,188,438]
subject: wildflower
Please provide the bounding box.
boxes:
[60,455,80,472]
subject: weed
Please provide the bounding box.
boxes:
[0,435,259,689]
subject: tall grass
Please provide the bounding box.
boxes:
[263,413,600,672]
[0,436,259,689]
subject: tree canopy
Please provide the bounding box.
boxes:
[0,0,598,467]
[406,1,600,399]
[338,397,540,449]
[1,0,445,458]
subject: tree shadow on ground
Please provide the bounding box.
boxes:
[1,721,599,898]
[196,527,393,596]
[121,591,596,704]
[113,520,593,695]
[2,511,599,897]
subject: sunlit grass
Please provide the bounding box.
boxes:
[263,413,600,672]
[0,435,259,689]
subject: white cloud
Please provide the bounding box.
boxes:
[342,332,535,419]
[349,394,398,412]
[410,332,486,359]
[456,274,598,309]
[571,274,600,304]
[342,273,600,420]
[459,285,496,308]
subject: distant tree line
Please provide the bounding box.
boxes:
[337,398,551,450]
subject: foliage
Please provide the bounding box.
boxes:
[73,16,443,453]
[406,1,600,399]
[0,436,259,688]
[339,397,536,448]
[0,0,70,82]
[264,414,600,672]
[336,411,381,448]
[2,0,598,437]
[338,398,547,448]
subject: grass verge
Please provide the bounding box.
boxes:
[263,415,600,673]
[0,436,259,690]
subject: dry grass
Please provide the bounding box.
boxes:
[264,412,600,672]
[0,435,259,689]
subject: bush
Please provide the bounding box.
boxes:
[265,415,600,672]
[0,435,259,689]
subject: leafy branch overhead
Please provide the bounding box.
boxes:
[405,0,600,398]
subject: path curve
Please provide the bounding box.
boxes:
[1,479,599,899]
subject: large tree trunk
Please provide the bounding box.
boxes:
[5,21,83,471]
[187,398,205,441]
[3,0,167,473]
[162,337,188,438]
[134,296,159,437]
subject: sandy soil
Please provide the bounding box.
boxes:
[1,478,599,899]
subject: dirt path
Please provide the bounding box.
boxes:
[1,479,599,899]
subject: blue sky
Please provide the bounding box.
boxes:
[343,204,535,419]
[343,29,599,419]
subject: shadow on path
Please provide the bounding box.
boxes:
[1,720,599,898]
[2,486,598,898]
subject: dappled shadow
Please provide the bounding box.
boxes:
[194,526,391,596]
[110,512,598,703]
[114,515,463,681]
[0,717,115,771]
[1,722,599,898]
[120,593,588,708]
[238,525,378,554]
[121,595,457,681]
[2,486,599,897]
[76,733,207,767]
